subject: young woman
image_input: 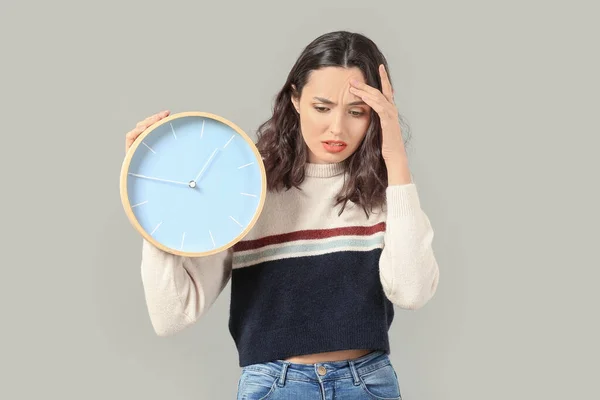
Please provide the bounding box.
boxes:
[124,30,440,400]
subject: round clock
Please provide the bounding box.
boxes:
[119,111,267,257]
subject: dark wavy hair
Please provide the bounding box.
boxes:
[255,30,411,217]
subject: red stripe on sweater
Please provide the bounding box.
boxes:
[233,222,386,252]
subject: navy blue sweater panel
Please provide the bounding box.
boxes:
[228,248,395,367]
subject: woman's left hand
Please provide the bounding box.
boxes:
[349,64,412,184]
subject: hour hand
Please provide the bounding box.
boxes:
[128,173,190,186]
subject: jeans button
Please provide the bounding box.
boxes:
[317,366,327,376]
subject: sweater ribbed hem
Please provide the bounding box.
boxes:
[234,319,391,367]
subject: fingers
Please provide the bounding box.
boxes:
[349,78,381,99]
[140,110,170,129]
[349,86,393,114]
[125,110,170,153]
[350,79,390,108]
[348,85,385,113]
[379,64,394,104]
[349,65,395,105]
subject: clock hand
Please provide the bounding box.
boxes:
[128,173,191,186]
[193,148,219,183]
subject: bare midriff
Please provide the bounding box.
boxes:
[284,349,373,364]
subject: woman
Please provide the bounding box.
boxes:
[125,30,440,399]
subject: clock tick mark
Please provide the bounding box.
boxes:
[142,142,156,154]
[229,216,243,228]
[181,232,186,250]
[170,122,177,139]
[209,230,216,248]
[223,134,235,149]
[151,221,162,235]
[132,200,148,208]
[237,162,254,169]
[200,119,205,138]
[240,193,257,197]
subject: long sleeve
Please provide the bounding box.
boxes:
[140,238,233,336]
[379,183,440,310]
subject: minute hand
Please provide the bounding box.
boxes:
[128,173,189,186]
[193,148,219,183]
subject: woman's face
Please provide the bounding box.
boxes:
[291,66,372,164]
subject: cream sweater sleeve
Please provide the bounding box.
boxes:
[379,183,440,310]
[140,239,233,336]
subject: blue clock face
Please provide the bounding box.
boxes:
[121,112,266,256]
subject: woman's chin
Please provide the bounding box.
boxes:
[313,153,348,164]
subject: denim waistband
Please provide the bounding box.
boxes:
[241,350,391,383]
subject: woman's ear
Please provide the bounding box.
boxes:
[290,84,299,113]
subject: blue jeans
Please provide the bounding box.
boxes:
[236,350,402,399]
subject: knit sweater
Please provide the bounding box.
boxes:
[139,161,440,367]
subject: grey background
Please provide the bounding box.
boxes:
[1,0,598,399]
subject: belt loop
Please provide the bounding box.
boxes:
[348,360,360,386]
[277,362,290,387]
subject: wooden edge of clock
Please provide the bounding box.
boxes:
[119,111,268,258]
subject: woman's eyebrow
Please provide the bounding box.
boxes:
[312,97,367,106]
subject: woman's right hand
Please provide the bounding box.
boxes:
[125,110,171,153]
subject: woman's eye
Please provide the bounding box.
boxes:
[313,106,363,117]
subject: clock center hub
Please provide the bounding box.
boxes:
[188,181,197,188]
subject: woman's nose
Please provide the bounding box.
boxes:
[329,112,344,136]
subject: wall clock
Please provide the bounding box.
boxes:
[119,111,266,257]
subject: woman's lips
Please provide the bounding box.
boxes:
[322,140,347,153]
